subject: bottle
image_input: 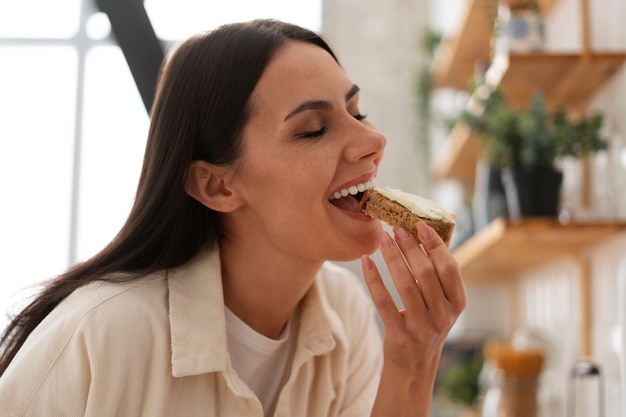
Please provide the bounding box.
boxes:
[567,359,604,417]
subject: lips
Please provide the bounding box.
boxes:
[328,180,374,211]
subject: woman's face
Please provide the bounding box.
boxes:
[225,41,387,262]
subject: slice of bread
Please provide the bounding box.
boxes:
[360,187,455,242]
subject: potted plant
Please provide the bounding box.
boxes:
[456,86,608,218]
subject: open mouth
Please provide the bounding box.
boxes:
[328,181,374,212]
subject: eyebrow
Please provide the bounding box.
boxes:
[283,84,361,121]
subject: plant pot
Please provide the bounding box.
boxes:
[500,166,563,218]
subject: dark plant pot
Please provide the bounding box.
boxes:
[500,166,563,218]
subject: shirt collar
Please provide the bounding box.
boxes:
[296,266,349,358]
[168,249,229,377]
[167,250,349,378]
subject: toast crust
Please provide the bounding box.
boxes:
[360,189,454,242]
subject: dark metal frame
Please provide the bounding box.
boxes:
[95,0,164,113]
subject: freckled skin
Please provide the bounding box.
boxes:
[222,41,387,263]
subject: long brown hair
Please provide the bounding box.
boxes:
[0,19,338,376]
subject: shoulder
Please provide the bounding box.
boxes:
[74,272,168,315]
[13,272,171,365]
[56,272,167,320]
[0,272,172,415]
[56,272,170,343]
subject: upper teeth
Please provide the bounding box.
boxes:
[329,181,374,200]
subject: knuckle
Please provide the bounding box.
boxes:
[438,257,460,278]
[399,281,417,295]
[374,294,394,311]
[425,241,449,257]
[456,291,468,312]
[434,320,450,335]
[446,293,467,318]
[381,245,403,262]
[430,309,453,332]
[396,236,421,252]
[411,262,434,279]
[422,235,446,251]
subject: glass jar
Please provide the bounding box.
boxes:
[481,371,543,417]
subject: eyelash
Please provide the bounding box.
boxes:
[299,113,368,139]
[300,127,328,139]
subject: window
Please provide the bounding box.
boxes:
[0,0,321,328]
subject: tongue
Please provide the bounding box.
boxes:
[330,195,361,212]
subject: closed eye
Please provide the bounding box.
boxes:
[296,112,366,139]
[297,127,328,139]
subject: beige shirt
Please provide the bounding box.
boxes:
[0,250,383,417]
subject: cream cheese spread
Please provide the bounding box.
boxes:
[376,187,455,223]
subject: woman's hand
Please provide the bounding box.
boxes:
[362,221,466,416]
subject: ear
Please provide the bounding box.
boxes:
[185,160,245,213]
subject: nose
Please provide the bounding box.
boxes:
[343,119,387,163]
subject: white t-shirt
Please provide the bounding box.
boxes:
[225,307,298,416]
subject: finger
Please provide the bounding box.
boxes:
[377,231,427,314]
[361,255,403,331]
[391,224,442,310]
[414,221,466,308]
[446,213,456,248]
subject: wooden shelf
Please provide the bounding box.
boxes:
[454,217,626,356]
[432,0,561,90]
[491,53,626,110]
[430,123,483,185]
[454,217,626,282]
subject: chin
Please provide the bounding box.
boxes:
[330,232,381,262]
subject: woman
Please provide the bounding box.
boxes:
[0,19,465,416]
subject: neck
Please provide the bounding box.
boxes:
[219,241,323,339]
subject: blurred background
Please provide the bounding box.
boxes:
[1,0,626,415]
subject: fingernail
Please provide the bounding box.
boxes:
[379,231,395,249]
[417,221,433,242]
[394,225,413,241]
[361,255,374,272]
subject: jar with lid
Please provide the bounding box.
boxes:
[480,340,546,417]
[481,370,542,417]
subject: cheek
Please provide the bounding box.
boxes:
[236,158,309,219]
[244,143,335,193]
